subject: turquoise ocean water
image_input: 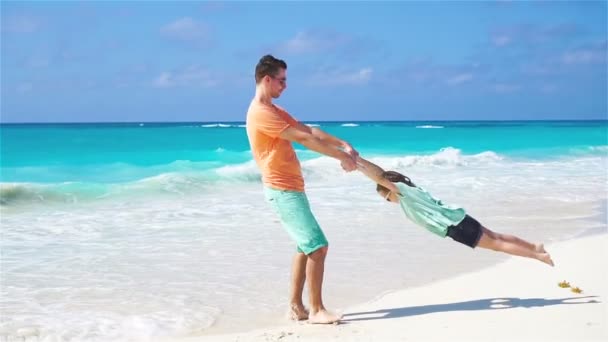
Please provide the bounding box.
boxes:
[1,120,606,204]
[1,120,607,341]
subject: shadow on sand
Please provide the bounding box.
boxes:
[342,296,600,322]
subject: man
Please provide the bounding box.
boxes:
[246,55,358,324]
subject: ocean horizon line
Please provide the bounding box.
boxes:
[1,118,607,126]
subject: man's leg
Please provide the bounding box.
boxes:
[307,246,342,324]
[264,188,341,323]
[288,252,309,320]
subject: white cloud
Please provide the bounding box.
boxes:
[160,17,210,43]
[521,41,605,75]
[445,73,473,86]
[201,2,229,12]
[490,24,581,47]
[281,32,324,54]
[520,63,555,75]
[25,56,50,69]
[540,84,558,93]
[2,15,41,33]
[16,83,33,93]
[392,60,481,88]
[491,34,512,47]
[492,83,521,93]
[308,67,373,86]
[127,63,150,74]
[152,66,218,88]
[276,30,352,55]
[561,49,606,65]
[153,72,173,88]
[346,68,373,84]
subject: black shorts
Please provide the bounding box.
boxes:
[446,215,483,248]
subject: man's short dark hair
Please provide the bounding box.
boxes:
[255,55,287,84]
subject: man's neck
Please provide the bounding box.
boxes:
[253,86,273,106]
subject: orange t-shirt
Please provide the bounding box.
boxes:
[246,102,304,192]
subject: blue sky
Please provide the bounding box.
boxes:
[1,1,606,123]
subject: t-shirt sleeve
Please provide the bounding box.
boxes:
[254,107,297,138]
[396,183,410,196]
[275,105,300,127]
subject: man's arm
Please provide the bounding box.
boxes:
[293,122,358,158]
[280,126,356,171]
[356,157,400,193]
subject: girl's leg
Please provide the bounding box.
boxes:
[476,226,554,266]
[493,231,546,253]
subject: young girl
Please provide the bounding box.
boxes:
[356,156,554,266]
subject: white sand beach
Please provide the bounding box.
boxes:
[178,233,606,342]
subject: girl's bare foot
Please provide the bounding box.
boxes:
[535,243,547,253]
[538,252,554,267]
[308,309,342,324]
[287,304,309,321]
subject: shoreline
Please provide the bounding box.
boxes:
[173,232,607,342]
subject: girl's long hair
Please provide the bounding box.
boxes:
[376,171,415,193]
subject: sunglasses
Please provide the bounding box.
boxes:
[271,76,287,86]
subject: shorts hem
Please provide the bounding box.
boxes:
[298,242,329,255]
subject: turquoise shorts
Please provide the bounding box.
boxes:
[264,187,329,255]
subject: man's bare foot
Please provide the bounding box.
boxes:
[538,252,554,267]
[287,304,309,321]
[308,309,342,324]
[535,243,547,253]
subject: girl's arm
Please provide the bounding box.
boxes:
[356,157,400,194]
